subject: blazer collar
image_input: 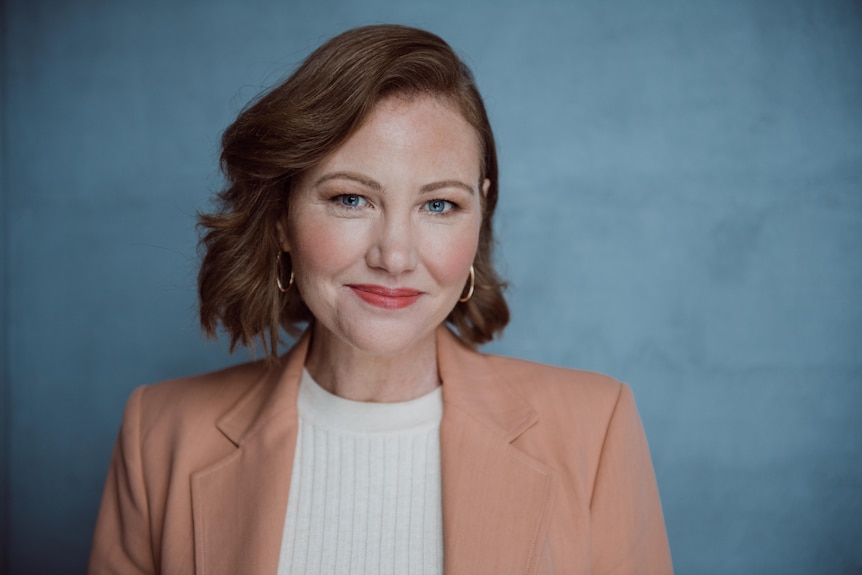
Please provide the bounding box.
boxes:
[215,332,310,446]
[191,327,555,575]
[436,326,556,575]
[436,326,538,442]
[214,326,538,444]
[191,332,309,575]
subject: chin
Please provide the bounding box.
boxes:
[355,322,437,357]
[330,311,443,358]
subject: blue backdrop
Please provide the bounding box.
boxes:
[3,0,861,573]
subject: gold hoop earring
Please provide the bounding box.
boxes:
[458,264,475,303]
[276,252,294,293]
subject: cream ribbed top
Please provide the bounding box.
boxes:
[276,369,444,575]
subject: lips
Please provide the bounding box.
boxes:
[348,284,423,309]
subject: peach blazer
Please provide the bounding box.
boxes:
[89,327,672,574]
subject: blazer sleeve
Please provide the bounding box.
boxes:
[88,385,156,575]
[589,384,673,575]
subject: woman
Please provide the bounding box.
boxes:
[89,24,672,574]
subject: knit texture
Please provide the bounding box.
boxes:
[276,369,444,575]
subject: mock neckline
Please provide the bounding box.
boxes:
[297,368,443,434]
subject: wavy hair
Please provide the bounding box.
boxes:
[198,24,509,358]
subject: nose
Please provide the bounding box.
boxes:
[366,212,418,275]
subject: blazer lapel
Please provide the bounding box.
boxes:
[191,334,310,575]
[187,327,556,574]
[438,328,557,575]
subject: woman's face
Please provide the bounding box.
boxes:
[281,94,487,357]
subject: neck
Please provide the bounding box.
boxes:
[304,324,441,403]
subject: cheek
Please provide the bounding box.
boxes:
[287,216,361,280]
[423,224,481,286]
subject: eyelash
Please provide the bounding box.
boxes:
[422,199,457,214]
[335,194,368,208]
[331,194,459,215]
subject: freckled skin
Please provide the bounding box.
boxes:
[280,95,488,401]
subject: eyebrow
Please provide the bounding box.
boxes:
[314,172,475,195]
[315,172,382,191]
[420,180,476,195]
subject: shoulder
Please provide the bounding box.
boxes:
[126,358,275,439]
[141,358,272,407]
[439,327,631,433]
[477,352,639,453]
[477,353,652,490]
[110,357,289,494]
[483,352,626,412]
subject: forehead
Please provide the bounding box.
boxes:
[304,94,483,182]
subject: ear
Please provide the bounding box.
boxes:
[275,218,291,252]
[482,178,491,198]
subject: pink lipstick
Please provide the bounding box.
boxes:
[348,284,422,309]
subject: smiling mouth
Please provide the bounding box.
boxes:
[348,284,423,309]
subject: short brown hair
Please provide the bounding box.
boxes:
[198,24,509,358]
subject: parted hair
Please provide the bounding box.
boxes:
[198,24,509,359]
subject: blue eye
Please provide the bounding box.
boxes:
[425,199,453,213]
[339,194,366,207]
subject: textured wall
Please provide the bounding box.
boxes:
[3,0,861,573]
